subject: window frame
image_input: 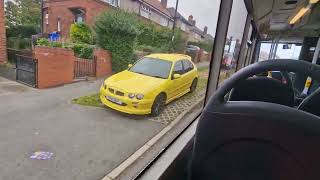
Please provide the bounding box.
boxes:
[172,60,185,76]
[140,4,152,19]
[106,0,120,7]
[182,59,194,73]
[108,0,259,179]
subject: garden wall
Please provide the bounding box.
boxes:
[34,47,112,89]
[94,48,112,78]
[34,46,75,89]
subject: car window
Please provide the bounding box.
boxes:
[183,60,194,73]
[173,61,184,75]
[129,58,172,79]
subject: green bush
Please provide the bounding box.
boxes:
[36,38,94,59]
[136,22,186,52]
[72,44,86,55]
[70,23,94,44]
[7,37,32,49]
[6,25,40,38]
[95,10,140,72]
[36,38,50,46]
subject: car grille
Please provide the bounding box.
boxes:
[109,88,115,93]
[116,91,125,96]
[108,88,125,97]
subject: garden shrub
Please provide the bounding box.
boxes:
[70,23,94,44]
[36,38,94,59]
[137,22,186,52]
[36,38,50,46]
[95,10,140,72]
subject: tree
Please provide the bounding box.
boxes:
[5,0,41,27]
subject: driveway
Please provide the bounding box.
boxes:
[0,79,165,180]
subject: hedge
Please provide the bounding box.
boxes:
[94,10,187,72]
[95,10,140,72]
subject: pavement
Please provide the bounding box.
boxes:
[0,79,165,180]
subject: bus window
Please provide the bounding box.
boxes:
[259,42,302,61]
[218,0,248,85]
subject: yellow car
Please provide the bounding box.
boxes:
[100,54,198,116]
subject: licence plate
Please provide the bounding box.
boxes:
[106,96,123,105]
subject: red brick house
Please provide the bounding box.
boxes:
[42,0,115,38]
[0,0,7,64]
[42,0,174,40]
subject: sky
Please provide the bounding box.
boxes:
[167,0,220,36]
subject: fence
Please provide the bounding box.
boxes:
[7,48,33,64]
[74,57,97,78]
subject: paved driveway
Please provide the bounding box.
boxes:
[0,79,165,180]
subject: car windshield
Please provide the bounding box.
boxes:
[129,58,172,79]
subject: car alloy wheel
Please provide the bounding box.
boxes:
[190,78,198,93]
[151,94,166,116]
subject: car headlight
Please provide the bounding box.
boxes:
[136,94,144,100]
[128,93,135,99]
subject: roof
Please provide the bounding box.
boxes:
[204,33,214,41]
[142,0,172,18]
[191,26,205,37]
[167,7,193,26]
[146,53,192,62]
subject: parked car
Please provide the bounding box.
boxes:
[185,45,201,53]
[100,54,198,116]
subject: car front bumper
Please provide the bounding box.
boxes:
[100,86,153,115]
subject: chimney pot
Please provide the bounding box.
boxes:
[161,0,168,8]
[204,26,208,34]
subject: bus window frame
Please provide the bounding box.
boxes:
[132,0,259,179]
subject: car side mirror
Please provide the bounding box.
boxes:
[128,64,133,68]
[173,74,181,79]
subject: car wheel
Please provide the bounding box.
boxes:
[190,78,198,93]
[151,94,166,116]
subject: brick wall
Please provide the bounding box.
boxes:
[34,46,75,89]
[43,0,114,38]
[0,0,7,64]
[94,48,112,78]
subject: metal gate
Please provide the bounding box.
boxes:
[16,55,38,87]
[74,57,97,78]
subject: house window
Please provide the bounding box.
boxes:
[45,12,49,25]
[140,5,151,19]
[180,23,186,31]
[160,16,168,27]
[106,0,120,7]
[71,8,86,23]
[75,14,84,23]
[57,18,61,32]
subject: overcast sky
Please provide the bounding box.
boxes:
[167,0,220,36]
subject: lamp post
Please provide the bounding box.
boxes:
[171,0,179,50]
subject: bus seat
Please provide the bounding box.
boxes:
[229,77,294,107]
[298,88,320,116]
[190,101,320,180]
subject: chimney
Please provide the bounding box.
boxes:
[204,26,208,34]
[161,0,168,8]
[188,15,196,26]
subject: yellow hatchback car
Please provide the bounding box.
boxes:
[100,54,198,116]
